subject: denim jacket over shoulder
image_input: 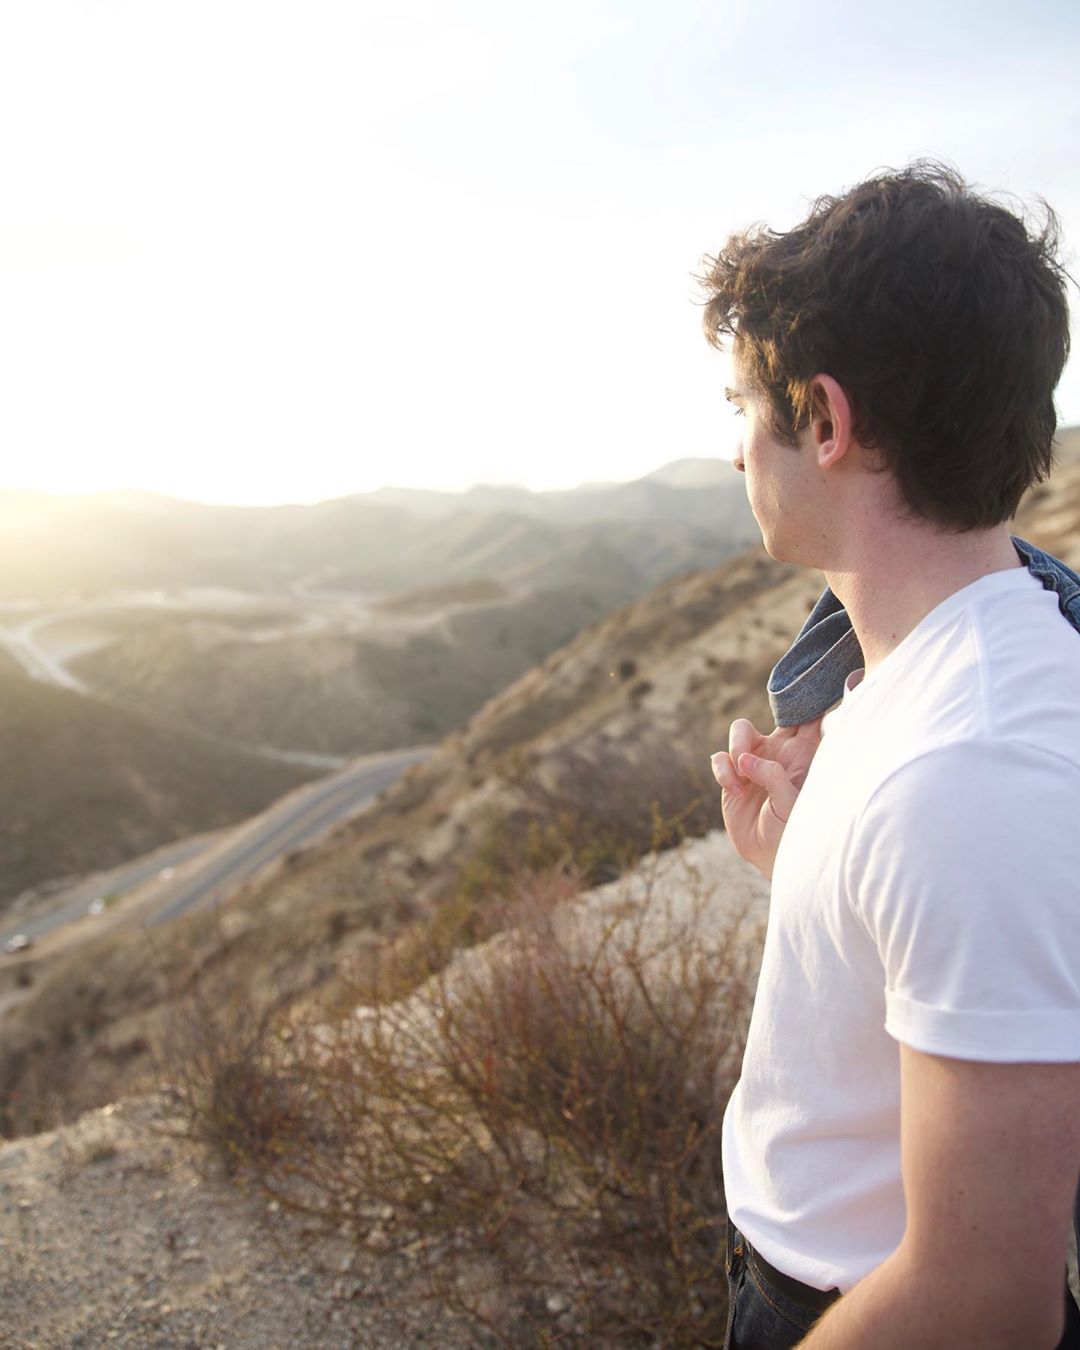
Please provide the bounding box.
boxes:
[767,535,1080,728]
[765,533,1080,1259]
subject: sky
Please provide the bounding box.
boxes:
[1,0,1078,506]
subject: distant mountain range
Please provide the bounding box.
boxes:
[2,434,1074,904]
[0,457,759,901]
[2,431,1078,1135]
[0,458,755,603]
[359,457,738,519]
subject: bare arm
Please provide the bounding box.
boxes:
[799,1048,1080,1348]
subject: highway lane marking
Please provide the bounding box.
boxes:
[145,758,429,926]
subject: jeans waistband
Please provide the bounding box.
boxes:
[738,1229,843,1316]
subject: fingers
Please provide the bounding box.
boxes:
[794,716,824,745]
[711,718,768,796]
[736,752,799,823]
[710,750,744,797]
[729,717,766,770]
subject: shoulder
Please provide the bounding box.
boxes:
[974,582,1080,741]
[830,586,1080,781]
[849,738,1080,1063]
[848,736,1080,947]
[851,737,1080,880]
[869,735,1080,803]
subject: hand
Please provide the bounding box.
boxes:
[709,717,823,879]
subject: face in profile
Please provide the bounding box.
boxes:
[726,369,817,565]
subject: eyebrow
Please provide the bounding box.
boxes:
[724,387,745,404]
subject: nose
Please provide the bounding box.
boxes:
[732,446,745,473]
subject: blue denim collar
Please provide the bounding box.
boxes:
[768,536,1080,727]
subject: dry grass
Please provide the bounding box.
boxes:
[501,725,718,876]
[353,723,720,1011]
[153,849,762,1347]
[153,980,316,1178]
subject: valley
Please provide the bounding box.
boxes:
[0,463,759,907]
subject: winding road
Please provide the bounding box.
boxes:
[0,745,435,954]
[0,616,90,691]
[143,745,433,928]
[0,591,440,969]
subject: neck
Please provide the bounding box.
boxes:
[823,522,1023,678]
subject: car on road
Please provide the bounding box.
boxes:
[158,867,176,881]
[88,897,106,915]
[4,933,33,954]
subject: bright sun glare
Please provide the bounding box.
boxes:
[1,1,1077,506]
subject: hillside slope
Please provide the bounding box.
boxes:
[0,475,757,603]
[0,667,315,905]
[0,826,772,1347]
[2,437,1078,1136]
[70,581,635,756]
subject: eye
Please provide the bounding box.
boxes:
[732,405,745,418]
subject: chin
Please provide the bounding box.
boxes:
[759,519,813,566]
[751,507,787,561]
[759,531,792,563]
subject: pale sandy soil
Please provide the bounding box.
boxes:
[0,1091,479,1350]
[0,832,768,1350]
[4,830,1072,1346]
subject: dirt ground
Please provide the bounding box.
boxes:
[0,1090,480,1350]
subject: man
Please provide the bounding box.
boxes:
[703,162,1080,1348]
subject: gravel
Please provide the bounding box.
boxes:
[0,1092,476,1349]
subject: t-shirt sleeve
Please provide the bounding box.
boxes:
[848,738,1080,1062]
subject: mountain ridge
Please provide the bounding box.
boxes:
[1,431,1077,1137]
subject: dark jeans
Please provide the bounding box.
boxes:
[724,1217,1080,1349]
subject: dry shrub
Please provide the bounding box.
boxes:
[152,976,317,1178]
[160,850,762,1347]
[500,727,719,886]
[0,1036,72,1139]
[367,724,721,1009]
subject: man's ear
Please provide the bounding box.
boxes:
[808,374,853,469]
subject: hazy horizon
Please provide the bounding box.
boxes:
[4,422,1080,511]
[0,453,730,509]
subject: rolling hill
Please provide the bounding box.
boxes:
[2,432,1077,1137]
[0,460,759,899]
[70,582,623,756]
[0,665,316,905]
[0,463,757,603]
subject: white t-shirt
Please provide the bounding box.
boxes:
[721,563,1080,1294]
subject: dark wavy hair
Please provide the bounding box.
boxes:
[699,161,1072,530]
